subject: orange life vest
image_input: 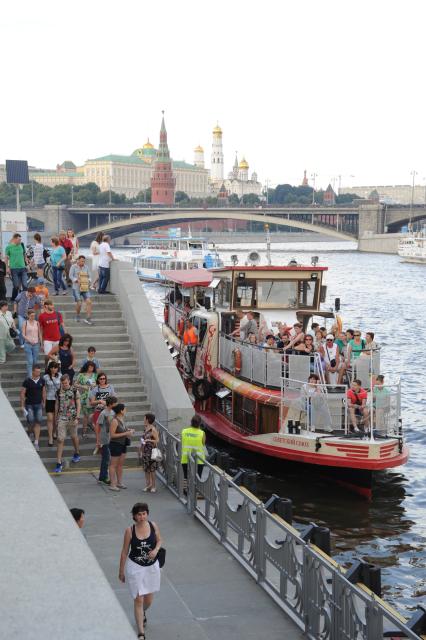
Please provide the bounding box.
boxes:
[183,326,198,346]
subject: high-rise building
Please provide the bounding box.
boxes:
[151,112,176,205]
[210,123,224,184]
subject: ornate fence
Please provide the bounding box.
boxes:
[155,421,423,640]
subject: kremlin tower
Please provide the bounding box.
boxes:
[210,123,224,184]
[151,112,176,205]
[193,145,205,168]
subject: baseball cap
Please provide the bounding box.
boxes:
[326,334,334,340]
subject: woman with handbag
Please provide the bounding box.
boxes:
[119,502,163,640]
[141,413,159,493]
[108,403,135,492]
[0,300,16,364]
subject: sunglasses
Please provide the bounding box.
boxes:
[354,333,361,336]
[98,376,107,380]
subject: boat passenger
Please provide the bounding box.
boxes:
[346,379,369,433]
[322,334,340,385]
[320,326,327,339]
[230,310,245,338]
[373,374,391,429]
[262,334,277,349]
[239,312,257,342]
[276,333,291,350]
[346,330,366,363]
[287,323,304,349]
[246,332,259,346]
[314,328,324,351]
[306,322,320,338]
[183,319,198,370]
[362,331,379,353]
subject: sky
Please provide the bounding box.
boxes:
[1,0,426,190]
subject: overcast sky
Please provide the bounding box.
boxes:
[2,0,425,190]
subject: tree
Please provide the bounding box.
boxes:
[242,193,260,206]
[175,190,189,203]
[0,183,17,207]
[228,193,240,206]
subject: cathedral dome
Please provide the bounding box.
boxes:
[213,124,222,135]
[239,157,249,169]
[143,139,154,149]
[194,145,204,152]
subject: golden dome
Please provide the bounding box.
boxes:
[213,124,222,135]
[194,145,204,153]
[143,139,154,149]
[239,157,249,169]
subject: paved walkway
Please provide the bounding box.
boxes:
[55,470,303,640]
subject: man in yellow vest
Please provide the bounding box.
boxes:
[180,414,206,483]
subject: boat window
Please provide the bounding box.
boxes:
[216,393,232,421]
[258,405,279,434]
[235,279,256,308]
[179,241,188,250]
[188,242,203,250]
[216,279,232,309]
[233,393,256,433]
[257,280,298,309]
[298,280,316,308]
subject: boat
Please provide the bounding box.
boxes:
[161,258,409,499]
[398,228,426,264]
[127,233,223,282]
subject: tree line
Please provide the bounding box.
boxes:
[0,180,360,208]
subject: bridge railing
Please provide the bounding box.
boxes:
[154,419,423,640]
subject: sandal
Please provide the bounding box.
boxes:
[137,634,145,639]
[143,486,152,492]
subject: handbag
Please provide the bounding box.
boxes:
[157,547,166,568]
[124,437,131,446]
[9,326,18,339]
[151,447,163,462]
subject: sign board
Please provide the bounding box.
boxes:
[0,211,28,252]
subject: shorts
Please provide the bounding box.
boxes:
[45,399,56,414]
[72,289,91,303]
[81,403,92,417]
[44,340,59,355]
[57,418,78,441]
[109,441,127,457]
[26,403,42,424]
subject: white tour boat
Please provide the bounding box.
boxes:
[129,234,223,282]
[398,229,426,264]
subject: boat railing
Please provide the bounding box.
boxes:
[219,333,323,388]
[279,377,402,438]
[154,419,421,640]
[280,377,349,434]
[347,349,381,387]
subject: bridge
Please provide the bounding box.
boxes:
[25,203,426,242]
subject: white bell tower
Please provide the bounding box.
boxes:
[210,123,224,184]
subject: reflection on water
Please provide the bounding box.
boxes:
[136,242,426,612]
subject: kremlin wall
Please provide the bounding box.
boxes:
[24,115,263,204]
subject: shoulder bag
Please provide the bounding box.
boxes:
[151,447,163,462]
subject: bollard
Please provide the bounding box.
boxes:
[264,494,293,525]
[275,497,293,525]
[242,471,257,493]
[217,452,230,472]
[301,522,331,556]
[346,560,381,597]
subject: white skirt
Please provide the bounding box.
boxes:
[92,254,99,270]
[125,558,161,598]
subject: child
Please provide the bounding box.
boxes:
[34,277,49,303]
[80,346,101,370]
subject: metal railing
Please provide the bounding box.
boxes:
[219,334,324,388]
[154,420,421,640]
[282,378,348,434]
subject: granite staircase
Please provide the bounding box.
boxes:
[0,293,149,472]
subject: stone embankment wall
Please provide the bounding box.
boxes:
[109,260,193,434]
[0,386,135,639]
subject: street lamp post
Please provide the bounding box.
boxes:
[71,184,74,206]
[31,180,34,207]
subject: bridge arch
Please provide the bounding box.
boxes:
[76,210,356,242]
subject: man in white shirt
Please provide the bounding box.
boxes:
[98,235,115,294]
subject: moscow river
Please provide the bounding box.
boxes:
[134,241,425,613]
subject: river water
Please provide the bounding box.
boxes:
[121,241,425,613]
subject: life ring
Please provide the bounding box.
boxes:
[193,379,214,400]
[233,348,242,374]
[164,306,169,324]
[177,318,185,337]
[335,314,343,335]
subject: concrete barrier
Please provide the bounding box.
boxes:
[0,387,135,639]
[109,259,193,434]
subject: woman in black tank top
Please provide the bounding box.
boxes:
[119,502,163,640]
